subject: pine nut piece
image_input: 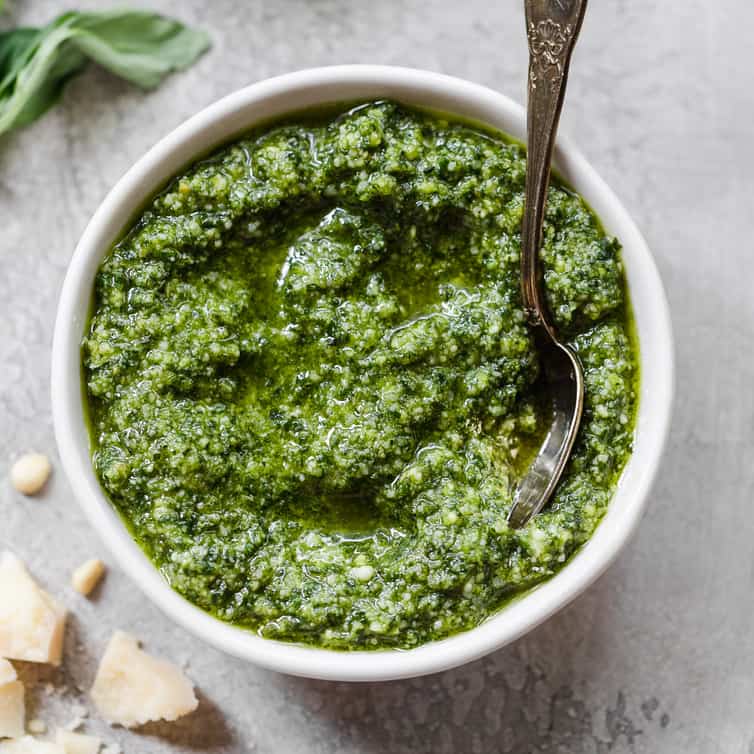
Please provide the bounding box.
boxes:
[10,453,52,495]
[71,559,106,596]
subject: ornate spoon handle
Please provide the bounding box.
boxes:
[507,0,588,529]
[521,0,588,332]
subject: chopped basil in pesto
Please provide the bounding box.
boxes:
[83,101,638,649]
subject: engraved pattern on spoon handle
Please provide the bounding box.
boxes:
[520,0,587,330]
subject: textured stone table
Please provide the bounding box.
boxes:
[2,1,751,752]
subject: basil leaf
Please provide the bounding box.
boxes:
[0,10,210,135]
[0,24,87,130]
[59,11,212,89]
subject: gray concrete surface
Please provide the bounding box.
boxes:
[1,1,751,751]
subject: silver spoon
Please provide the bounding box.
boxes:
[507,0,588,529]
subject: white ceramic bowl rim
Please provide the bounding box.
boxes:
[52,65,674,682]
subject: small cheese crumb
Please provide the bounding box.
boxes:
[0,661,16,687]
[70,561,106,597]
[349,565,375,582]
[0,736,64,753]
[26,721,45,735]
[0,680,24,739]
[10,454,52,496]
[56,730,101,754]
[0,553,67,665]
[91,631,198,728]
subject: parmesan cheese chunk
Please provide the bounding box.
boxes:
[70,561,105,598]
[0,736,64,753]
[91,631,198,728]
[0,554,66,665]
[0,681,24,739]
[0,661,16,687]
[55,731,101,754]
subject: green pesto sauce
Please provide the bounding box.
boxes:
[83,101,638,650]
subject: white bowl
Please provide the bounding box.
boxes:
[52,65,673,681]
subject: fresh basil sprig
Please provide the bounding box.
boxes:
[0,9,210,135]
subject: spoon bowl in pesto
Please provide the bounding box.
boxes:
[52,65,673,681]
